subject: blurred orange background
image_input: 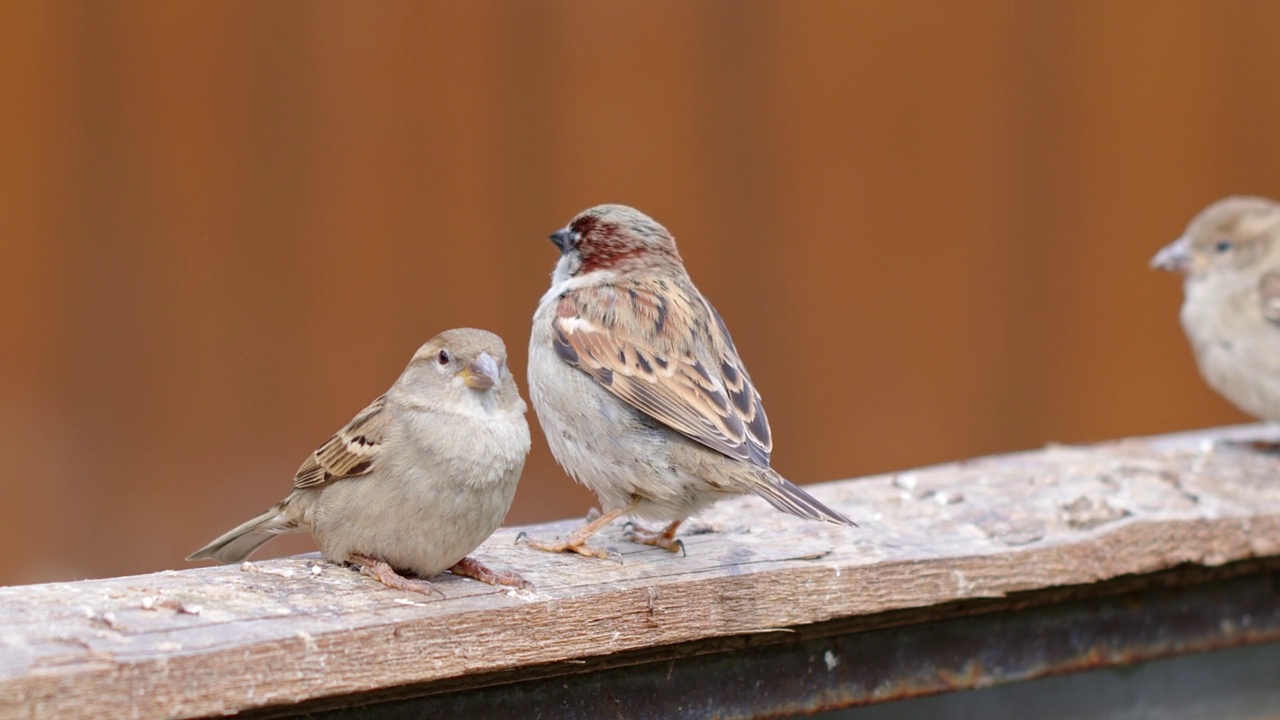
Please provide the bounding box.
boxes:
[2,1,1276,585]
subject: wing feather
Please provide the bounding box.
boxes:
[293,395,392,489]
[554,280,772,467]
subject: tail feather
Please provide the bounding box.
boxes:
[187,505,295,564]
[748,470,856,526]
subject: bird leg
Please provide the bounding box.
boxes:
[448,556,530,589]
[348,553,444,598]
[623,520,686,555]
[516,500,638,561]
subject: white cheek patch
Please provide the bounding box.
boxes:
[545,269,619,302]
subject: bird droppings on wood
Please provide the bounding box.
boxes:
[1061,496,1131,531]
[138,596,202,615]
[973,513,1047,546]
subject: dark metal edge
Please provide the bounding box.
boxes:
[233,560,1280,720]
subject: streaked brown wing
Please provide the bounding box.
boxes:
[553,281,772,467]
[293,395,391,489]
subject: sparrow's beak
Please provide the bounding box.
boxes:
[458,352,499,390]
[550,228,578,254]
[1151,235,1193,273]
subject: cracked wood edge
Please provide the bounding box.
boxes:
[2,424,1280,719]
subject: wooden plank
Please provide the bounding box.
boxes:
[298,568,1280,719]
[4,424,1280,720]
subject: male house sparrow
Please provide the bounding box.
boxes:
[1152,196,1280,423]
[523,204,854,559]
[189,328,532,595]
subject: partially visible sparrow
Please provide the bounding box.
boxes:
[1152,196,1280,422]
[522,204,855,559]
[189,328,532,595]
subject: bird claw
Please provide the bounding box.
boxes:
[514,531,529,545]
[349,554,445,599]
[518,534,619,561]
[622,522,687,555]
[514,503,637,562]
[449,556,531,589]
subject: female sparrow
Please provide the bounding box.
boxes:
[1153,196,1280,423]
[524,204,854,559]
[189,328,532,595]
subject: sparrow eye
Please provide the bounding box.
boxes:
[437,350,451,366]
[1215,239,1233,253]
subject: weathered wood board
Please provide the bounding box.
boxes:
[3,425,1280,719]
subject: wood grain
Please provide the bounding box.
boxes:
[3,424,1280,719]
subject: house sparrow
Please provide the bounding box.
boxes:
[1152,196,1280,422]
[188,328,532,595]
[523,204,855,560]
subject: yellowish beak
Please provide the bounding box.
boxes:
[458,352,499,390]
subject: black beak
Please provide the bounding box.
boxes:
[550,229,578,254]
